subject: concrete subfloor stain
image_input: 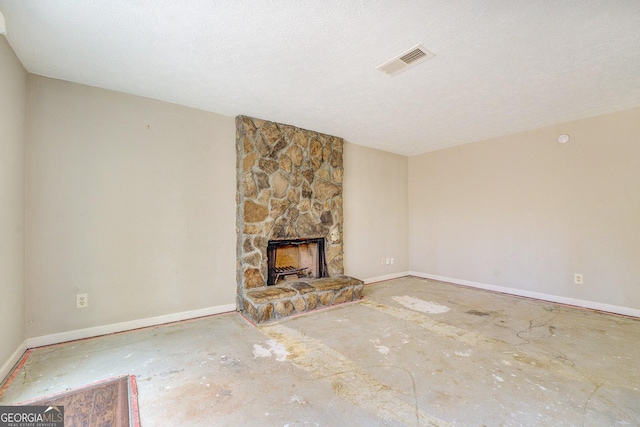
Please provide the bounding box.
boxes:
[361,299,586,383]
[252,339,290,361]
[466,310,490,316]
[259,323,453,427]
[362,300,499,348]
[392,295,450,314]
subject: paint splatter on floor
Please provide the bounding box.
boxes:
[289,395,308,405]
[392,295,450,314]
[252,339,290,361]
[252,344,272,358]
[369,339,390,355]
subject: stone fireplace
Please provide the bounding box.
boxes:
[236,116,363,323]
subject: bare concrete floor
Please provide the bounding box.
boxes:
[2,277,639,426]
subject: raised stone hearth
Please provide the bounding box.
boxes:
[243,276,364,323]
[236,116,363,321]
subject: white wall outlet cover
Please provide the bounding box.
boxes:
[77,293,88,308]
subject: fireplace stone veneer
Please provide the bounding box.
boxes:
[243,276,364,323]
[236,116,363,323]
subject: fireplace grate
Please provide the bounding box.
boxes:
[267,237,326,286]
[274,266,308,283]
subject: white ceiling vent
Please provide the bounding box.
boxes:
[376,44,435,76]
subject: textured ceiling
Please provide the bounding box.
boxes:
[1,1,639,155]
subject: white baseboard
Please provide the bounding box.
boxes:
[1,340,27,383]
[409,271,640,318]
[363,271,411,285]
[26,303,236,349]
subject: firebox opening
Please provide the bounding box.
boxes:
[267,238,327,286]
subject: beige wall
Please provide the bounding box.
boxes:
[344,142,408,280]
[0,36,26,368]
[25,75,237,337]
[409,107,640,310]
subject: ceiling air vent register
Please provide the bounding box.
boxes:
[376,44,435,76]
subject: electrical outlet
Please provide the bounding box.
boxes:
[386,257,391,265]
[77,293,88,308]
[574,274,583,285]
[390,257,394,265]
[380,257,385,265]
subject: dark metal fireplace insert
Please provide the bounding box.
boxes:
[267,238,327,286]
